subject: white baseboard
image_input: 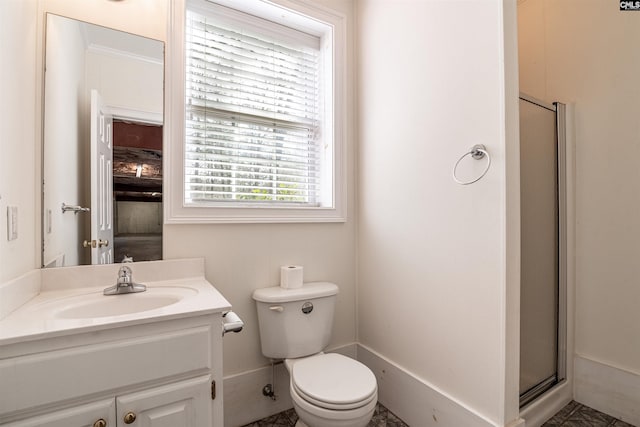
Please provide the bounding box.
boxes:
[519,381,572,427]
[223,343,357,427]
[574,355,640,426]
[505,419,526,427]
[356,344,504,427]
[225,342,530,427]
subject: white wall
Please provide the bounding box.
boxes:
[0,0,38,283]
[116,201,162,235]
[42,16,87,267]
[518,0,640,422]
[39,0,167,42]
[357,0,520,425]
[85,49,163,116]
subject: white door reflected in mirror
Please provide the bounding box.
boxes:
[90,90,114,265]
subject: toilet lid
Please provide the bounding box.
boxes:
[292,353,377,409]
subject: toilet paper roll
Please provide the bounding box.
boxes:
[280,265,304,289]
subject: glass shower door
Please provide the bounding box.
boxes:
[519,95,566,407]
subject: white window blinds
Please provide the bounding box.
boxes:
[184,7,322,205]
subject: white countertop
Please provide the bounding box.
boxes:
[0,259,231,346]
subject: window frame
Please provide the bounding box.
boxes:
[166,0,347,223]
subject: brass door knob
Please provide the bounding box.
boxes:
[93,419,107,427]
[123,412,136,424]
[83,239,109,248]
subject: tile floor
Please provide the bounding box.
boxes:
[241,402,409,427]
[243,400,637,427]
[542,401,635,427]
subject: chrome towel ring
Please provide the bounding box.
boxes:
[452,144,491,185]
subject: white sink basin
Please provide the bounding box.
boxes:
[0,260,234,346]
[37,286,198,319]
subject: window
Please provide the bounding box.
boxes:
[167,0,346,223]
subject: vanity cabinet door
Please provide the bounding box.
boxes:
[3,399,115,427]
[115,375,211,427]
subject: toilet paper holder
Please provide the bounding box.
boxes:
[222,311,244,335]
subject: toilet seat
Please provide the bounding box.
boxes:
[291,353,378,411]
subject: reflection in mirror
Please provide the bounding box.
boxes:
[42,14,164,268]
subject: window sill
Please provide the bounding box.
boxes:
[164,204,346,224]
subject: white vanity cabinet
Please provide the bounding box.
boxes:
[0,314,224,427]
[5,375,212,427]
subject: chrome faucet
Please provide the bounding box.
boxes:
[103,265,147,295]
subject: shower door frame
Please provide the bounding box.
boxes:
[518,94,567,408]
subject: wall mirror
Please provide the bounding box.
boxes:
[42,14,164,268]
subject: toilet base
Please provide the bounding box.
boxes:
[294,421,309,427]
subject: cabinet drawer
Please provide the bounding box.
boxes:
[0,326,211,415]
[3,399,114,427]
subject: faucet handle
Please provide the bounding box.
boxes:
[122,255,134,263]
[118,265,132,283]
[104,265,145,295]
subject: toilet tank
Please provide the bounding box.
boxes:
[252,282,339,359]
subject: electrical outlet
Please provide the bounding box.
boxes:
[7,206,18,241]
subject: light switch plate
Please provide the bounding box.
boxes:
[7,206,17,241]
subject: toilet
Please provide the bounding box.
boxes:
[252,282,378,427]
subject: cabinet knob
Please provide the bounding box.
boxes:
[93,419,107,427]
[123,412,137,424]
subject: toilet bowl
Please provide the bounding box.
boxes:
[252,282,378,427]
[285,353,377,427]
